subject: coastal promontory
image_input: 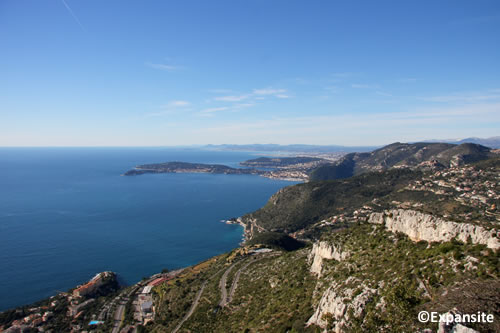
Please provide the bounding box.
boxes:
[122,161,261,176]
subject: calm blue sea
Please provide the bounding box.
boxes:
[0,147,297,311]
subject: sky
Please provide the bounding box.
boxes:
[1,0,499,146]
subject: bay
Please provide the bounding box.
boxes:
[0,147,296,311]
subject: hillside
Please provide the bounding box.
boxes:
[242,156,499,236]
[242,168,419,235]
[310,142,493,181]
[240,156,325,168]
[145,157,499,333]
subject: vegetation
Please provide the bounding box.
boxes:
[124,161,260,176]
[247,232,306,251]
[309,154,355,180]
[309,142,493,181]
[244,168,420,233]
[318,224,499,332]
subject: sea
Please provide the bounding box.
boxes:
[0,147,298,311]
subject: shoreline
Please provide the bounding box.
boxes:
[122,166,308,182]
[1,155,304,315]
[1,217,250,314]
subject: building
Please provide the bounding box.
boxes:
[73,272,111,297]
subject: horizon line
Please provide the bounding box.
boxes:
[0,138,494,149]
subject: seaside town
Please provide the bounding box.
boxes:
[0,246,281,333]
[0,270,182,333]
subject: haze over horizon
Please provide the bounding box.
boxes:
[1,0,499,146]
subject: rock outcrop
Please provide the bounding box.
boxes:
[307,279,376,331]
[437,310,480,333]
[368,209,499,250]
[308,241,349,276]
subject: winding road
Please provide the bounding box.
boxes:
[218,263,237,307]
[227,260,253,305]
[170,253,274,332]
[172,281,207,333]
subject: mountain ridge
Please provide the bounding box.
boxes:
[310,142,494,181]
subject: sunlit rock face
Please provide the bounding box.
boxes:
[369,209,499,250]
[308,241,349,276]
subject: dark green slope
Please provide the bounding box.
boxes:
[309,153,357,180]
[244,168,419,233]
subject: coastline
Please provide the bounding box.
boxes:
[120,157,329,182]
[1,149,294,313]
[122,166,308,182]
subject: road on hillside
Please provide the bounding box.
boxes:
[227,260,253,305]
[172,281,207,333]
[218,263,237,307]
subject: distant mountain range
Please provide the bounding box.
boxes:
[203,144,376,153]
[421,136,500,149]
[202,137,500,154]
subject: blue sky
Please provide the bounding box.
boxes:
[1,0,499,146]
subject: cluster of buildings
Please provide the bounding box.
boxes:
[1,272,119,332]
[73,271,112,297]
[405,165,499,222]
[263,158,340,181]
[311,206,375,230]
[133,275,171,325]
[3,311,54,331]
[296,161,499,239]
[1,300,57,332]
[263,169,309,181]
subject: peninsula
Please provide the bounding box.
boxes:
[122,157,334,181]
[122,161,261,176]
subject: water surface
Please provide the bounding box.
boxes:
[0,147,296,311]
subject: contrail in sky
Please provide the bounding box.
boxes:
[61,0,86,32]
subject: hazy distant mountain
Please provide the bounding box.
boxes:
[203,144,377,153]
[423,136,500,149]
[310,142,494,181]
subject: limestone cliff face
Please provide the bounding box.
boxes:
[308,241,349,276]
[306,279,376,331]
[368,209,499,250]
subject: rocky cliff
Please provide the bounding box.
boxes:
[368,209,499,250]
[308,241,348,276]
[306,278,377,331]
